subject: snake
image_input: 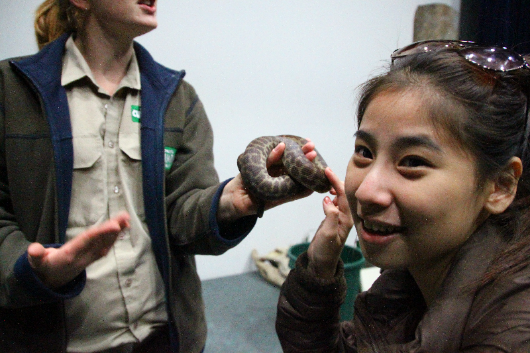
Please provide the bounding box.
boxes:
[237,135,332,206]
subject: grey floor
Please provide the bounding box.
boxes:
[202,271,282,353]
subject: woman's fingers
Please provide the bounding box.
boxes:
[66,212,130,259]
[83,212,130,239]
[301,138,316,161]
[325,168,353,230]
[302,140,316,161]
[307,196,342,278]
[267,138,317,167]
[25,213,130,288]
[325,168,344,196]
[306,169,354,279]
[27,242,46,269]
[266,142,286,168]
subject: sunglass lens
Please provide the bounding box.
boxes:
[461,48,525,71]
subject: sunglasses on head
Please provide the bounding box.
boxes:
[391,40,530,72]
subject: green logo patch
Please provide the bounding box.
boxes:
[131,105,141,122]
[164,147,176,170]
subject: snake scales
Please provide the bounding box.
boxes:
[237,135,332,203]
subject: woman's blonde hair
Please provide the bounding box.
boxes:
[34,0,83,49]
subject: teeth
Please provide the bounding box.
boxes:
[363,220,399,234]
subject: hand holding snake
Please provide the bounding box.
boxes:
[237,135,332,217]
[216,136,330,223]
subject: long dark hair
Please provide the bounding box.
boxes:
[356,49,530,286]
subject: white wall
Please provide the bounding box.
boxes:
[0,0,460,280]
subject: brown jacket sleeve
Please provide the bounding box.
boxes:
[164,80,255,255]
[276,251,353,352]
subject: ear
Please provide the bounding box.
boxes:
[69,0,89,11]
[484,157,523,214]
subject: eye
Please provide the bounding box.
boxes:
[397,155,433,178]
[355,145,372,159]
[353,145,373,167]
[399,156,431,168]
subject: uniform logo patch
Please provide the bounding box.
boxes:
[164,147,176,170]
[131,105,141,122]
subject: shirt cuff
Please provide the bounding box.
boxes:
[209,178,258,245]
[289,251,347,306]
[14,245,86,301]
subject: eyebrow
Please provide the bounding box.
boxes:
[354,130,443,152]
[354,130,377,147]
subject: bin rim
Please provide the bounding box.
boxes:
[287,242,365,269]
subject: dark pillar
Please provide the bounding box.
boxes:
[460,0,530,53]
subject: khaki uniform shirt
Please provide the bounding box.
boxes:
[61,36,167,352]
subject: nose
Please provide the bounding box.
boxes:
[354,165,393,210]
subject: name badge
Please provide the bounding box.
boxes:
[131,105,141,123]
[164,147,176,170]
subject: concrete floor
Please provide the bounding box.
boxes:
[201,265,379,352]
[202,272,282,353]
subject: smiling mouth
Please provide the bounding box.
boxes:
[362,219,405,236]
[138,0,155,7]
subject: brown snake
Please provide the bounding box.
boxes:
[237,135,332,211]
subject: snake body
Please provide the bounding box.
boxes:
[237,135,331,201]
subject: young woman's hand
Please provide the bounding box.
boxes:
[217,139,316,223]
[27,212,130,289]
[307,168,354,279]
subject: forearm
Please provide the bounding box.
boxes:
[164,86,259,253]
[0,166,84,307]
[167,179,256,254]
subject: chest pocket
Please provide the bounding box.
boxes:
[119,132,145,219]
[72,137,103,169]
[69,136,105,228]
[119,133,142,161]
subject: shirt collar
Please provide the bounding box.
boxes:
[61,34,141,93]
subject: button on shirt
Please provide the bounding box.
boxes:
[61,36,167,352]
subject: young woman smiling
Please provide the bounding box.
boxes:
[276,42,530,352]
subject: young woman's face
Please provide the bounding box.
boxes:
[346,89,491,274]
[85,0,158,38]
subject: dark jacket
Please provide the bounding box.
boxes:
[0,33,257,353]
[276,220,530,352]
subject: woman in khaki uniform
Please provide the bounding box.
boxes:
[0,0,317,352]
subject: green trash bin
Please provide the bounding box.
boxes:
[287,242,365,321]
